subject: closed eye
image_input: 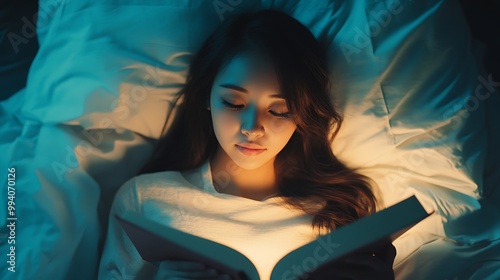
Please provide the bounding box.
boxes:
[269,111,292,119]
[222,99,291,119]
[221,99,243,110]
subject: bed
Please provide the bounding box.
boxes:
[1,0,499,279]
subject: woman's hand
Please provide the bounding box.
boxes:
[152,260,232,280]
[306,242,397,280]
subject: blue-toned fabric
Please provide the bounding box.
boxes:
[1,0,499,279]
[0,0,39,101]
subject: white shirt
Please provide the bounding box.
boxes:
[98,159,322,280]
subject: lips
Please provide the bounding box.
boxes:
[235,143,266,156]
[237,143,266,150]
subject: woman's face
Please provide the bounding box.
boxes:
[209,52,297,170]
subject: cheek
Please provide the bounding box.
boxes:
[267,117,296,136]
[267,121,296,148]
[211,111,241,138]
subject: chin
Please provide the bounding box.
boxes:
[231,156,269,171]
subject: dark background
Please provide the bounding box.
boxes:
[1,0,499,101]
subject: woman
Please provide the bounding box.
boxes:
[98,9,395,280]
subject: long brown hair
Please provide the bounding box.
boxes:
[141,10,378,233]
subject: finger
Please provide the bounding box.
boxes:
[158,260,207,271]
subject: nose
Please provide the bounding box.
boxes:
[241,106,264,138]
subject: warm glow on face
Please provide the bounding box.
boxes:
[209,53,297,170]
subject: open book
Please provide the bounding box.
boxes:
[115,195,432,280]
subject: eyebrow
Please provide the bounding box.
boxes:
[219,84,285,99]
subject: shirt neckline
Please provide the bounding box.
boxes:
[201,159,282,203]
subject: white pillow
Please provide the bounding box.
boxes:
[25,0,496,260]
[321,0,492,243]
[28,0,495,238]
[2,1,496,279]
[27,0,263,139]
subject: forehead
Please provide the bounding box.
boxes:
[214,52,279,89]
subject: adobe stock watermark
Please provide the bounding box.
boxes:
[380,104,476,189]
[281,235,341,280]
[6,168,17,273]
[382,72,499,188]
[340,0,404,63]
[50,129,114,183]
[213,0,244,21]
[50,61,176,182]
[444,73,500,128]
[178,159,243,219]
[7,0,62,54]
